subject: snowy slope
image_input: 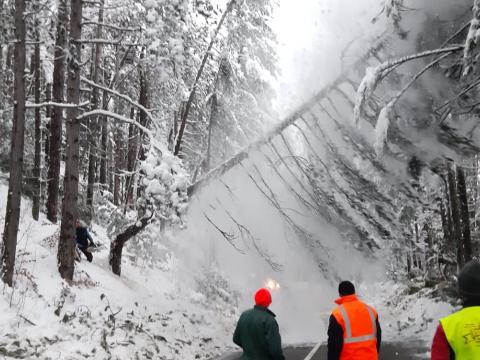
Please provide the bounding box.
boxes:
[0,183,236,360]
[0,166,455,360]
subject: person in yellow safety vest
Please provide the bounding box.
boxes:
[328,281,382,360]
[431,260,480,360]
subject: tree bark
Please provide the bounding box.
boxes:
[203,93,218,172]
[136,55,149,202]
[32,32,42,221]
[58,0,83,281]
[457,166,473,263]
[86,0,104,212]
[1,0,26,287]
[109,214,152,276]
[124,107,136,210]
[100,115,108,185]
[0,0,5,109]
[113,124,123,206]
[46,0,68,223]
[447,165,464,268]
[44,82,52,166]
[137,52,149,162]
[438,193,450,244]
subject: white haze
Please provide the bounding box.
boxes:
[272,0,387,116]
[173,0,469,347]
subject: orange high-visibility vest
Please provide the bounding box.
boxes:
[331,295,379,360]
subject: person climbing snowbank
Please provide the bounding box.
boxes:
[75,219,96,262]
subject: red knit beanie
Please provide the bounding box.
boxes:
[255,288,272,307]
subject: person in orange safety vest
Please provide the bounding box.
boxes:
[327,281,382,360]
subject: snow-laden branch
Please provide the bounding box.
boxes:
[374,52,453,155]
[78,109,149,134]
[81,21,141,32]
[26,101,90,109]
[188,37,388,195]
[463,0,480,76]
[80,77,160,132]
[173,0,236,156]
[354,45,463,125]
[78,38,140,46]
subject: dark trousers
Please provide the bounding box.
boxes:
[77,245,93,262]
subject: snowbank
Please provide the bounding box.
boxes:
[0,167,456,359]
[0,183,235,359]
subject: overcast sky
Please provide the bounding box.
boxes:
[271,0,385,115]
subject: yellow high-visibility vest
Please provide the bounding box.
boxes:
[440,307,480,359]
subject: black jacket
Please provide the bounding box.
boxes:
[76,227,94,248]
[327,314,382,360]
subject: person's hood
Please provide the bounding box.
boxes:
[335,294,358,305]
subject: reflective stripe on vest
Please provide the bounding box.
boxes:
[338,304,377,344]
[440,307,480,359]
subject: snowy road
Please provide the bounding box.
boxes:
[219,342,429,359]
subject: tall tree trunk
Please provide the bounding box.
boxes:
[108,129,114,193]
[113,125,123,206]
[58,0,83,281]
[203,93,218,172]
[99,57,108,186]
[32,33,42,221]
[44,82,52,166]
[457,166,473,263]
[1,0,26,287]
[0,0,5,109]
[100,117,108,185]
[86,0,104,212]
[173,0,235,156]
[439,193,450,244]
[447,165,464,268]
[137,52,149,162]
[46,0,68,223]
[136,56,149,203]
[124,107,136,210]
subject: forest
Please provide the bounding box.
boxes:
[0,0,278,283]
[1,0,480,357]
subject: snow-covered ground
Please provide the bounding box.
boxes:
[0,173,455,359]
[0,183,237,359]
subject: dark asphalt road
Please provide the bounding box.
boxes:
[219,342,429,359]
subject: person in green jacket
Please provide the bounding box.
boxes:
[233,288,285,360]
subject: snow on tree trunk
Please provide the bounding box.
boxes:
[46,0,68,224]
[114,123,123,207]
[32,31,42,221]
[374,102,393,156]
[457,166,473,262]
[109,215,152,276]
[100,118,108,185]
[125,107,137,210]
[58,0,83,281]
[44,82,52,166]
[447,166,465,269]
[86,0,105,213]
[463,0,480,76]
[1,0,26,287]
